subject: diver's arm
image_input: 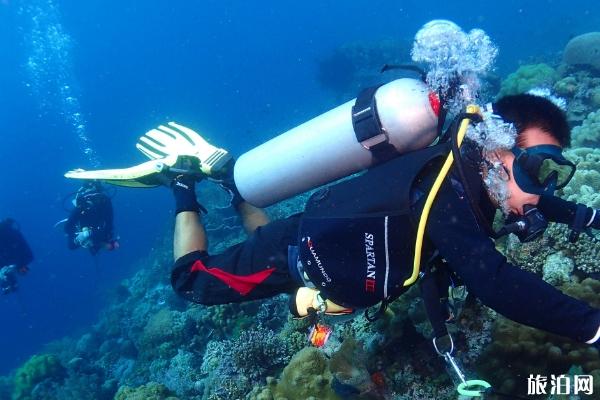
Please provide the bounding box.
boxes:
[173,211,207,260]
[427,180,600,343]
[235,201,269,235]
[538,195,600,228]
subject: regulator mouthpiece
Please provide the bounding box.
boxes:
[497,204,549,242]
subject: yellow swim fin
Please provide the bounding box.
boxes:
[64,155,195,188]
[136,122,231,176]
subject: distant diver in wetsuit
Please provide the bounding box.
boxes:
[64,182,119,255]
[0,218,33,294]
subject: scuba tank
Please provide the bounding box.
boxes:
[234,78,440,207]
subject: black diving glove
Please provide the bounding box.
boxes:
[172,175,206,215]
[538,195,600,242]
[210,158,244,208]
[160,156,206,215]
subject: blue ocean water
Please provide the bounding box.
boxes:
[0,0,597,378]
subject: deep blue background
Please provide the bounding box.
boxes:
[0,0,598,375]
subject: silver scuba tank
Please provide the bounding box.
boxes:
[234,78,440,207]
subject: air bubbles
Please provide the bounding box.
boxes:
[20,0,100,168]
[411,20,498,113]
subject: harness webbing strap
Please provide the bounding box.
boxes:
[420,268,449,339]
[351,84,398,161]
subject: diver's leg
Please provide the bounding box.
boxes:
[174,211,207,260]
[235,201,270,235]
[171,213,302,305]
[171,171,271,260]
[210,158,270,234]
[172,174,208,260]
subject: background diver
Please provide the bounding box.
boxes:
[64,94,600,352]
[0,218,34,294]
[63,182,119,255]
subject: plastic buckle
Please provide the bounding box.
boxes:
[360,131,389,150]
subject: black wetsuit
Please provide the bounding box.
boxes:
[171,145,600,343]
[0,219,33,269]
[65,191,114,254]
[0,219,33,293]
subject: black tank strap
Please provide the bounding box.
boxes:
[352,84,398,162]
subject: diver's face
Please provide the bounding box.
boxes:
[495,127,561,215]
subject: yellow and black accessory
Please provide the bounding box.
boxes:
[289,287,354,348]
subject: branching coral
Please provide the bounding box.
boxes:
[202,329,292,383]
[543,251,574,285]
[572,110,600,148]
[149,350,202,396]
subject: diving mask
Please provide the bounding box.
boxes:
[512,145,575,195]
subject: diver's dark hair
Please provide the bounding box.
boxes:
[493,94,571,147]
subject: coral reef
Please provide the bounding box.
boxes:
[553,72,600,125]
[563,32,600,72]
[12,354,65,400]
[0,376,13,400]
[149,350,203,396]
[391,365,454,400]
[498,63,558,97]
[200,327,299,398]
[561,147,600,207]
[114,382,179,400]
[248,347,340,400]
[329,338,380,398]
[572,110,600,148]
[138,308,193,360]
[543,251,574,286]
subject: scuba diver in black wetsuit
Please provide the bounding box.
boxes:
[164,94,600,351]
[0,218,33,294]
[64,182,119,255]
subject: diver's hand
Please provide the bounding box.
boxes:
[74,227,93,248]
